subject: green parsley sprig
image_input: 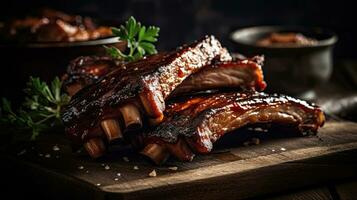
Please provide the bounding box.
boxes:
[0,77,70,140]
[105,16,160,62]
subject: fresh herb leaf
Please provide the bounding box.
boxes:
[0,76,70,140]
[105,16,160,62]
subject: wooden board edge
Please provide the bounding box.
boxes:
[102,141,357,193]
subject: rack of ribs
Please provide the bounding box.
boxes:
[62,35,233,158]
[141,92,325,164]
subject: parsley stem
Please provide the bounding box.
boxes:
[35,114,56,125]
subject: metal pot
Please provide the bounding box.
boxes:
[231,26,337,99]
[0,37,125,103]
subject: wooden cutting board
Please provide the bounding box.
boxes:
[2,120,357,200]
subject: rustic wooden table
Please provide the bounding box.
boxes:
[1,120,357,200]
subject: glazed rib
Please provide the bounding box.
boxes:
[171,57,266,96]
[62,56,122,96]
[62,36,232,151]
[142,92,325,164]
[63,55,267,97]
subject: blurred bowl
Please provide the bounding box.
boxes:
[0,37,125,103]
[230,26,337,99]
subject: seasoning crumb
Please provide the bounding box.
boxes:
[280,147,286,151]
[117,173,121,177]
[168,166,178,171]
[45,153,51,158]
[114,178,119,181]
[149,170,157,177]
[272,149,276,152]
[17,149,27,156]
[96,183,101,186]
[104,165,110,170]
[78,166,84,170]
[52,145,60,151]
[133,166,139,170]
[122,157,129,162]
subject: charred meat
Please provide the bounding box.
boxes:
[0,8,112,43]
[142,92,325,164]
[62,56,123,96]
[171,57,266,96]
[62,35,232,157]
[63,55,266,97]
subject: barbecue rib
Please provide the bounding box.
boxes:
[141,92,325,164]
[171,58,266,96]
[63,55,267,97]
[62,35,232,157]
[62,56,123,96]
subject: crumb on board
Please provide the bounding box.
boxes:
[149,170,157,177]
[123,157,129,162]
[52,145,60,151]
[168,166,178,171]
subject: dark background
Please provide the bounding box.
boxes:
[1,0,356,59]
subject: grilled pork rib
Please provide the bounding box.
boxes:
[142,92,325,164]
[62,36,232,157]
[62,56,123,96]
[171,58,266,96]
[63,55,266,97]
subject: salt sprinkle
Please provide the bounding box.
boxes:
[122,157,129,162]
[116,173,121,177]
[45,154,51,158]
[114,178,119,181]
[272,149,276,152]
[55,155,60,159]
[38,153,43,157]
[17,149,27,156]
[101,163,105,166]
[78,166,84,170]
[104,165,110,170]
[96,183,101,186]
[168,166,178,171]
[149,170,157,177]
[52,145,60,151]
[133,166,139,170]
[280,148,286,151]
[85,170,90,173]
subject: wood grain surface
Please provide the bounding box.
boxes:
[2,121,357,199]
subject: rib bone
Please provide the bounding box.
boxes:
[119,104,142,131]
[100,119,123,141]
[141,143,170,165]
[84,138,106,158]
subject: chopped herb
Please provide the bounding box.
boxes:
[105,16,160,62]
[0,77,70,140]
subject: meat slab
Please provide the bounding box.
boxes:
[62,35,232,157]
[62,56,123,96]
[142,92,325,164]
